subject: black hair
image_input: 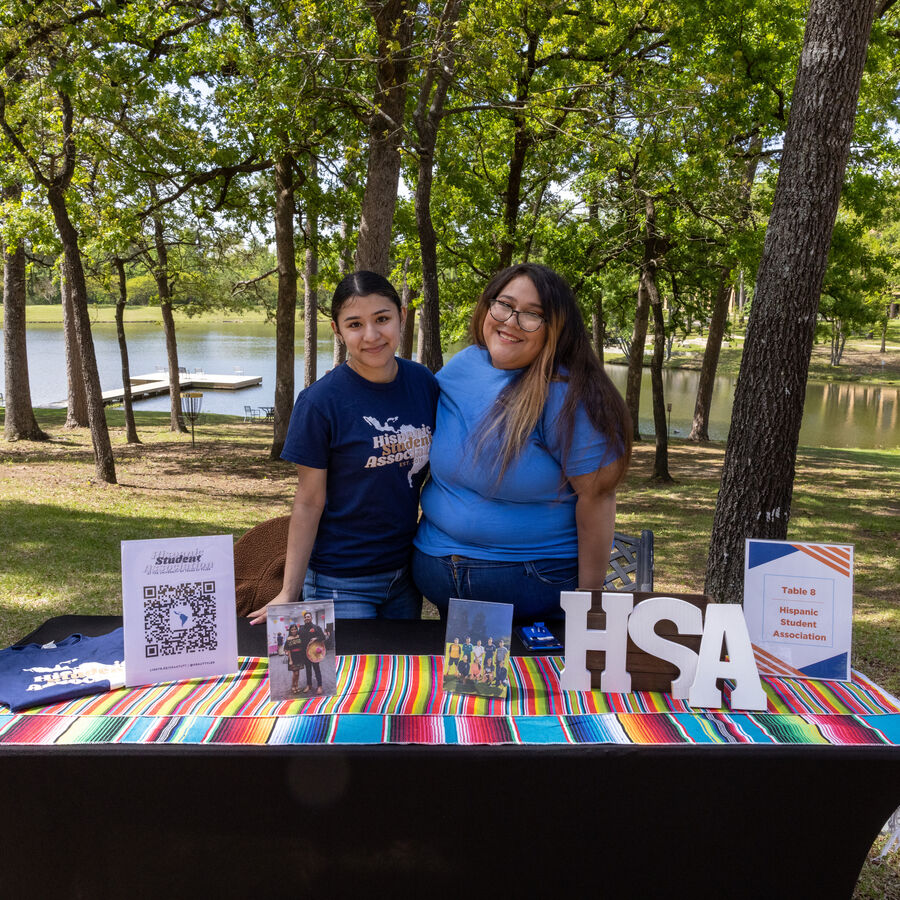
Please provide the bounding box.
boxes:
[331,270,402,321]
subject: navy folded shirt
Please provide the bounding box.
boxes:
[0,629,125,712]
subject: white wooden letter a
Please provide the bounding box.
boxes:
[688,604,767,711]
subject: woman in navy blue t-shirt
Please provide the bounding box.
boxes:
[249,272,439,622]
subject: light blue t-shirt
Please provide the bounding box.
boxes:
[414,345,615,560]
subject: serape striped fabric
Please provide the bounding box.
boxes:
[1,654,897,747]
[2,709,897,747]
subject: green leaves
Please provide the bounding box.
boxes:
[0,0,895,353]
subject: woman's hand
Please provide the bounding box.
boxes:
[248,587,298,625]
[568,459,624,590]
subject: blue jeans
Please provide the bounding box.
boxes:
[411,548,577,624]
[303,565,422,620]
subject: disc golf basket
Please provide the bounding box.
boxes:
[181,392,203,449]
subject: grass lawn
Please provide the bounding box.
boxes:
[0,408,898,894]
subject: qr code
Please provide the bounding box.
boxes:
[143,582,218,658]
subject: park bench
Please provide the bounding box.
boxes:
[604,530,655,592]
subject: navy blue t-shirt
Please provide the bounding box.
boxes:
[0,629,125,712]
[282,358,439,576]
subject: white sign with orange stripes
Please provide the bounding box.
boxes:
[743,539,853,681]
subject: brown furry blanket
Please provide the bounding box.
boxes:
[233,515,290,617]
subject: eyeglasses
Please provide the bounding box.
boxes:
[487,299,545,333]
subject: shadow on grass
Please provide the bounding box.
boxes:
[0,499,257,645]
[0,499,240,573]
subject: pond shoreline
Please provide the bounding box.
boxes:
[3,318,898,448]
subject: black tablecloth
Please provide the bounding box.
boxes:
[3,616,898,899]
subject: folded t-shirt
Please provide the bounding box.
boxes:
[0,629,125,712]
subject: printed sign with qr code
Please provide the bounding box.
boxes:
[122,535,238,687]
[143,582,219,658]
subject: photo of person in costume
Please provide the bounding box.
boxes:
[249,271,439,624]
[265,602,336,701]
[413,263,631,623]
[298,609,326,694]
[283,624,304,694]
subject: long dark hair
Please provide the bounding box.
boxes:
[331,270,402,321]
[470,263,632,482]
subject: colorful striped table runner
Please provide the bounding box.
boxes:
[1,655,898,747]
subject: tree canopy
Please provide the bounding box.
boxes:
[2,0,898,548]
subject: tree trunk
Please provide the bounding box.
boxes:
[690,138,762,442]
[625,280,650,441]
[113,259,140,444]
[591,292,605,369]
[47,186,116,483]
[355,0,415,275]
[498,125,532,270]
[498,35,538,270]
[159,298,185,432]
[271,153,297,460]
[333,334,347,368]
[587,199,603,369]
[339,217,354,277]
[705,0,877,604]
[416,308,425,363]
[498,96,536,269]
[303,249,318,388]
[642,197,672,483]
[151,215,186,433]
[688,269,730,442]
[334,217,350,367]
[400,305,416,360]
[3,227,48,442]
[61,256,88,428]
[648,290,671,481]
[414,137,444,371]
[304,157,319,389]
[399,257,416,359]
[411,2,460,373]
[830,321,847,365]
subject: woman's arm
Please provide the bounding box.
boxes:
[568,459,623,590]
[248,465,327,624]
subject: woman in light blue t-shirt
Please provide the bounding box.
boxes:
[412,263,632,623]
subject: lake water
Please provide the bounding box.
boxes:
[2,320,898,450]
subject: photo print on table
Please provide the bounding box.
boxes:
[443,598,514,699]
[266,601,336,703]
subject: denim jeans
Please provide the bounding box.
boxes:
[411,547,577,623]
[303,565,422,620]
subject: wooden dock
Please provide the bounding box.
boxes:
[100,370,262,405]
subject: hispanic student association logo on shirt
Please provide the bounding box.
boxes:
[363,416,433,486]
